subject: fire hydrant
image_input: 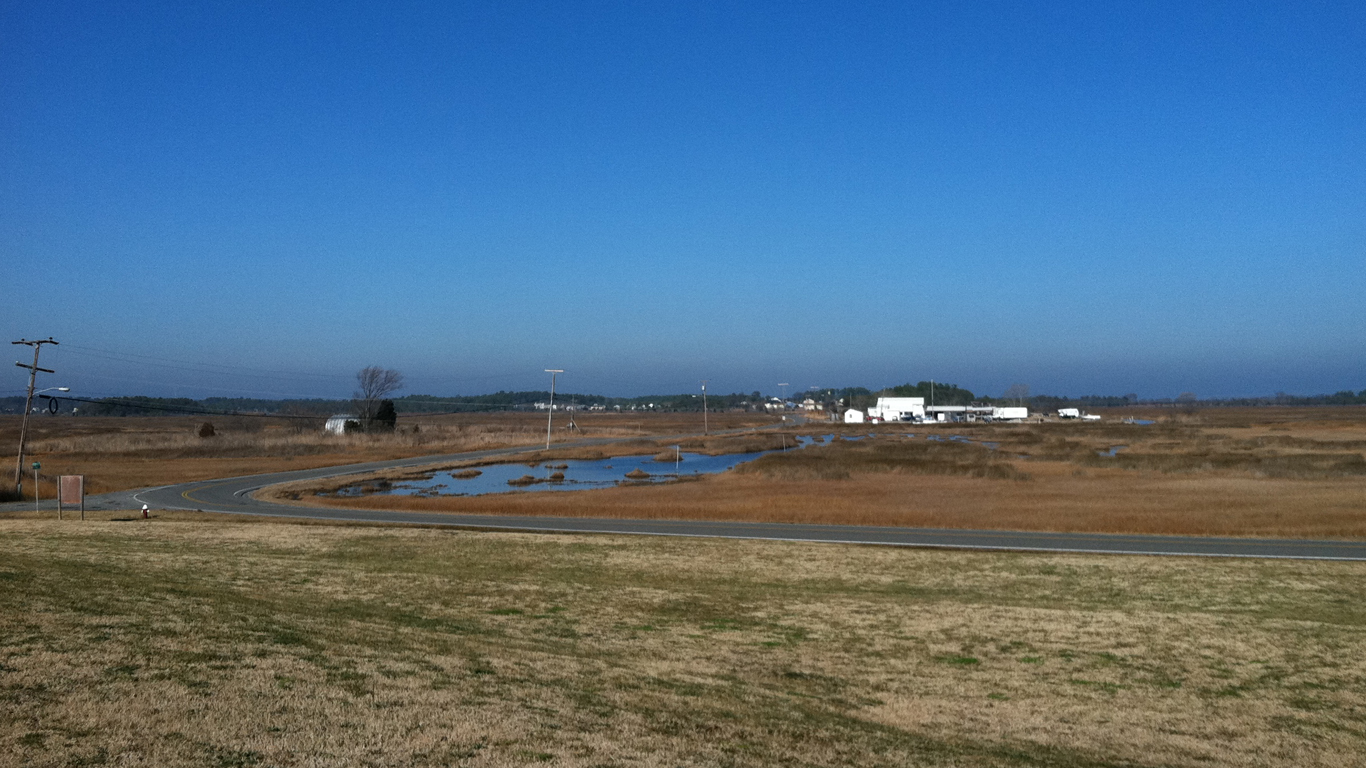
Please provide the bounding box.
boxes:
[142,504,149,519]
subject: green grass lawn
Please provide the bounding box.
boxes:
[2,517,1365,766]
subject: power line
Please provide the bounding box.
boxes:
[58,344,540,393]
[41,394,536,419]
[49,394,322,419]
[60,344,352,381]
[56,371,344,399]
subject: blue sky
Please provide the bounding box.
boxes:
[3,2,1363,400]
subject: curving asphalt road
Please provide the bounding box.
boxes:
[7,433,1366,561]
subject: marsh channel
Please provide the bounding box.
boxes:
[335,435,832,499]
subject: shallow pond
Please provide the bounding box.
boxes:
[338,436,826,498]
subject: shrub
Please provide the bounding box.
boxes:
[197,422,216,438]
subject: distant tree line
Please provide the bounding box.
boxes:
[885,381,978,406]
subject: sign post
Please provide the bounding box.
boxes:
[59,476,85,521]
[31,462,41,516]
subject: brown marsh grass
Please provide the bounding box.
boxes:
[0,411,780,497]
[278,462,1366,538]
[2,519,1364,766]
[735,437,1031,481]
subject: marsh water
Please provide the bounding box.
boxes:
[339,436,824,498]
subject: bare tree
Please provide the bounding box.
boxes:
[1176,391,1198,415]
[1002,383,1030,406]
[354,366,404,427]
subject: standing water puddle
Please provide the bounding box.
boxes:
[339,436,822,498]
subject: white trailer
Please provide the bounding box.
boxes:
[991,407,1029,421]
[871,397,925,421]
[1058,408,1082,419]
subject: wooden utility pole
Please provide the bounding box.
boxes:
[13,338,58,496]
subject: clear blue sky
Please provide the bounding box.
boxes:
[3,2,1362,400]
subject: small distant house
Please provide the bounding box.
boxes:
[324,414,358,435]
[844,409,866,424]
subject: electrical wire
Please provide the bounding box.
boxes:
[58,343,540,392]
[40,394,528,419]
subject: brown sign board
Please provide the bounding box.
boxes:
[59,475,84,504]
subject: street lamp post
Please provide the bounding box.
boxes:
[700,380,709,436]
[544,369,563,450]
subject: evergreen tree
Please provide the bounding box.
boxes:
[373,400,398,431]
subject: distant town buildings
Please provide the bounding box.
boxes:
[846,397,1032,424]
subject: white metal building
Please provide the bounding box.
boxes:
[867,397,925,421]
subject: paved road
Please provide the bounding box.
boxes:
[6,434,1366,561]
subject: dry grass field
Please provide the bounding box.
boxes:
[3,517,1365,767]
[275,407,1366,539]
[0,411,775,498]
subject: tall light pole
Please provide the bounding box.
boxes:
[544,369,563,450]
[700,380,709,436]
[13,337,58,495]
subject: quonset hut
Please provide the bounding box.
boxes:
[324,414,358,435]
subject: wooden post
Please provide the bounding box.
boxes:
[59,476,84,522]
